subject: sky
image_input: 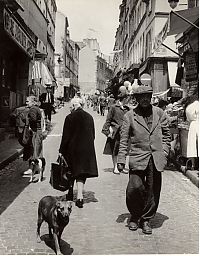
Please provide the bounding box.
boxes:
[56,0,122,55]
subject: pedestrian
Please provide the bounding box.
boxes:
[10,100,33,161]
[23,96,46,175]
[73,91,85,108]
[117,86,171,235]
[59,97,98,208]
[99,94,107,116]
[39,86,54,123]
[184,91,199,170]
[102,86,129,174]
[107,94,115,112]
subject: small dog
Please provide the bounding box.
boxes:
[37,195,72,255]
[29,157,46,183]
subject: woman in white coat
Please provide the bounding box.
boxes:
[184,92,199,169]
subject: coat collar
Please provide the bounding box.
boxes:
[133,106,160,133]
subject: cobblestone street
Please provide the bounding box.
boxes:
[0,105,198,255]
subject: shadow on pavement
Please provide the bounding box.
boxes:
[116,212,169,229]
[73,190,98,203]
[116,213,131,224]
[151,212,169,229]
[41,234,73,255]
[0,158,30,215]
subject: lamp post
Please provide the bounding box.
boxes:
[168,0,199,29]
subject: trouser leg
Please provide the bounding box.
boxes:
[141,157,162,222]
[126,157,162,222]
[126,172,145,221]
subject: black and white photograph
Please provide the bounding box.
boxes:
[0,0,199,255]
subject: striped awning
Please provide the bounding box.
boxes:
[32,61,41,80]
[32,61,54,87]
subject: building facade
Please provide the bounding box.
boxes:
[54,11,80,101]
[78,38,113,94]
[113,0,189,93]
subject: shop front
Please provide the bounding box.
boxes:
[0,7,35,128]
[168,10,199,171]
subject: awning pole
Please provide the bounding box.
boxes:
[171,10,199,30]
[161,43,182,57]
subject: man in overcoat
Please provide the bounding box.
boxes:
[117,86,171,234]
[59,97,98,208]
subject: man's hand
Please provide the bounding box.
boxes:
[117,163,125,172]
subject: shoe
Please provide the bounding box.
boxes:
[75,199,83,208]
[129,221,138,231]
[23,169,32,175]
[113,168,120,175]
[141,221,152,235]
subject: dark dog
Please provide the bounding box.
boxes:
[29,157,46,182]
[37,195,72,255]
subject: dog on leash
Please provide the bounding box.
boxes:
[29,157,46,183]
[37,195,72,255]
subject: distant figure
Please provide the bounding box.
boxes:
[39,86,54,122]
[102,86,129,174]
[107,94,115,112]
[99,94,107,116]
[59,97,98,208]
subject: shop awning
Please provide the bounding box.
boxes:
[32,61,55,87]
[32,61,41,80]
[168,7,199,36]
[167,61,178,87]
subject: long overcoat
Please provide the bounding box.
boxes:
[117,106,171,172]
[59,108,98,179]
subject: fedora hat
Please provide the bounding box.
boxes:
[133,86,153,95]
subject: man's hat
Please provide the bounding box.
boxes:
[133,86,153,95]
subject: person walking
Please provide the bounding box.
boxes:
[59,97,98,208]
[23,96,45,177]
[99,94,107,116]
[39,86,54,122]
[107,94,115,112]
[102,86,129,174]
[117,86,171,235]
[11,100,33,161]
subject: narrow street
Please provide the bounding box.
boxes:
[0,104,198,255]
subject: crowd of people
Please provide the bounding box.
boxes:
[10,80,198,235]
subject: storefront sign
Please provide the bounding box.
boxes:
[184,52,198,82]
[3,9,35,58]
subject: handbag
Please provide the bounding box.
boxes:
[50,155,73,192]
[22,115,32,146]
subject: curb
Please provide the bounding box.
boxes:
[0,148,24,170]
[185,170,199,188]
[180,166,199,188]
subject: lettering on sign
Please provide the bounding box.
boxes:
[184,52,198,82]
[3,9,35,58]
